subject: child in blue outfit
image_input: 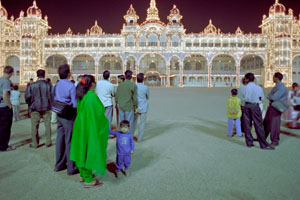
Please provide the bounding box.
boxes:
[110,120,134,177]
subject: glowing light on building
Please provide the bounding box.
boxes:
[0,0,300,87]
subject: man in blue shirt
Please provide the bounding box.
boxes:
[263,72,288,146]
[134,73,149,142]
[53,64,78,175]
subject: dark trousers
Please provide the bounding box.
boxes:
[55,116,76,173]
[241,106,244,133]
[243,103,269,148]
[0,107,13,151]
[263,105,281,144]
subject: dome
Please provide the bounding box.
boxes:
[0,1,8,18]
[90,21,103,35]
[269,0,286,15]
[27,1,42,17]
[170,5,180,15]
[204,19,217,34]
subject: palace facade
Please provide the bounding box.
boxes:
[0,0,300,87]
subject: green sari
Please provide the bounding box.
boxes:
[70,90,109,175]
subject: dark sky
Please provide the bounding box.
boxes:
[2,0,300,34]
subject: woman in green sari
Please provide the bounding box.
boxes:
[70,75,109,188]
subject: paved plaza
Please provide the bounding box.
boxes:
[0,88,299,200]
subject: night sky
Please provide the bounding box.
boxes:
[2,0,300,34]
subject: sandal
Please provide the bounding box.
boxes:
[84,179,103,188]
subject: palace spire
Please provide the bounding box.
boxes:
[146,0,160,21]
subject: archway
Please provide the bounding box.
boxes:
[212,54,235,87]
[183,55,207,73]
[183,54,208,86]
[99,54,123,74]
[45,54,68,76]
[72,54,95,79]
[6,56,20,84]
[139,54,166,86]
[292,56,300,84]
[240,55,264,85]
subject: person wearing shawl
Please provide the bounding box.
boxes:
[70,75,109,188]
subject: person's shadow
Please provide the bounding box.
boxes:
[189,116,247,147]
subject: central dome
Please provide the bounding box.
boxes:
[27,1,42,17]
[269,0,286,15]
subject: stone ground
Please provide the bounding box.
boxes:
[0,88,299,200]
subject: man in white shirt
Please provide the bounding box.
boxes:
[242,73,274,150]
[134,73,150,142]
[96,70,115,128]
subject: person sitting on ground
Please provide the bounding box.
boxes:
[10,85,21,122]
[227,89,242,137]
[70,75,109,188]
[109,120,134,177]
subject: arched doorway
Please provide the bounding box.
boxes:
[72,54,95,79]
[99,55,123,80]
[6,56,20,84]
[292,56,300,84]
[183,55,207,86]
[240,55,264,85]
[139,54,166,86]
[212,55,235,87]
[45,54,68,78]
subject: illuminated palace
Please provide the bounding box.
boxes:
[0,0,300,87]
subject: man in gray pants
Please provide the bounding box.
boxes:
[263,72,288,146]
[96,70,115,128]
[134,73,150,142]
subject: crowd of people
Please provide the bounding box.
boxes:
[0,64,150,187]
[227,72,300,149]
[1,64,299,187]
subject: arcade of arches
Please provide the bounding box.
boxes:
[9,53,300,87]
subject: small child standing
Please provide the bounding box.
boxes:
[10,85,21,122]
[110,120,134,177]
[227,89,242,137]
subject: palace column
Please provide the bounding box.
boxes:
[166,61,170,87]
[236,63,241,88]
[208,62,212,88]
[179,61,183,87]
[95,60,99,81]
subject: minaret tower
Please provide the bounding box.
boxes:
[124,4,139,25]
[20,0,50,84]
[260,0,293,87]
[0,0,8,76]
[146,0,160,21]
